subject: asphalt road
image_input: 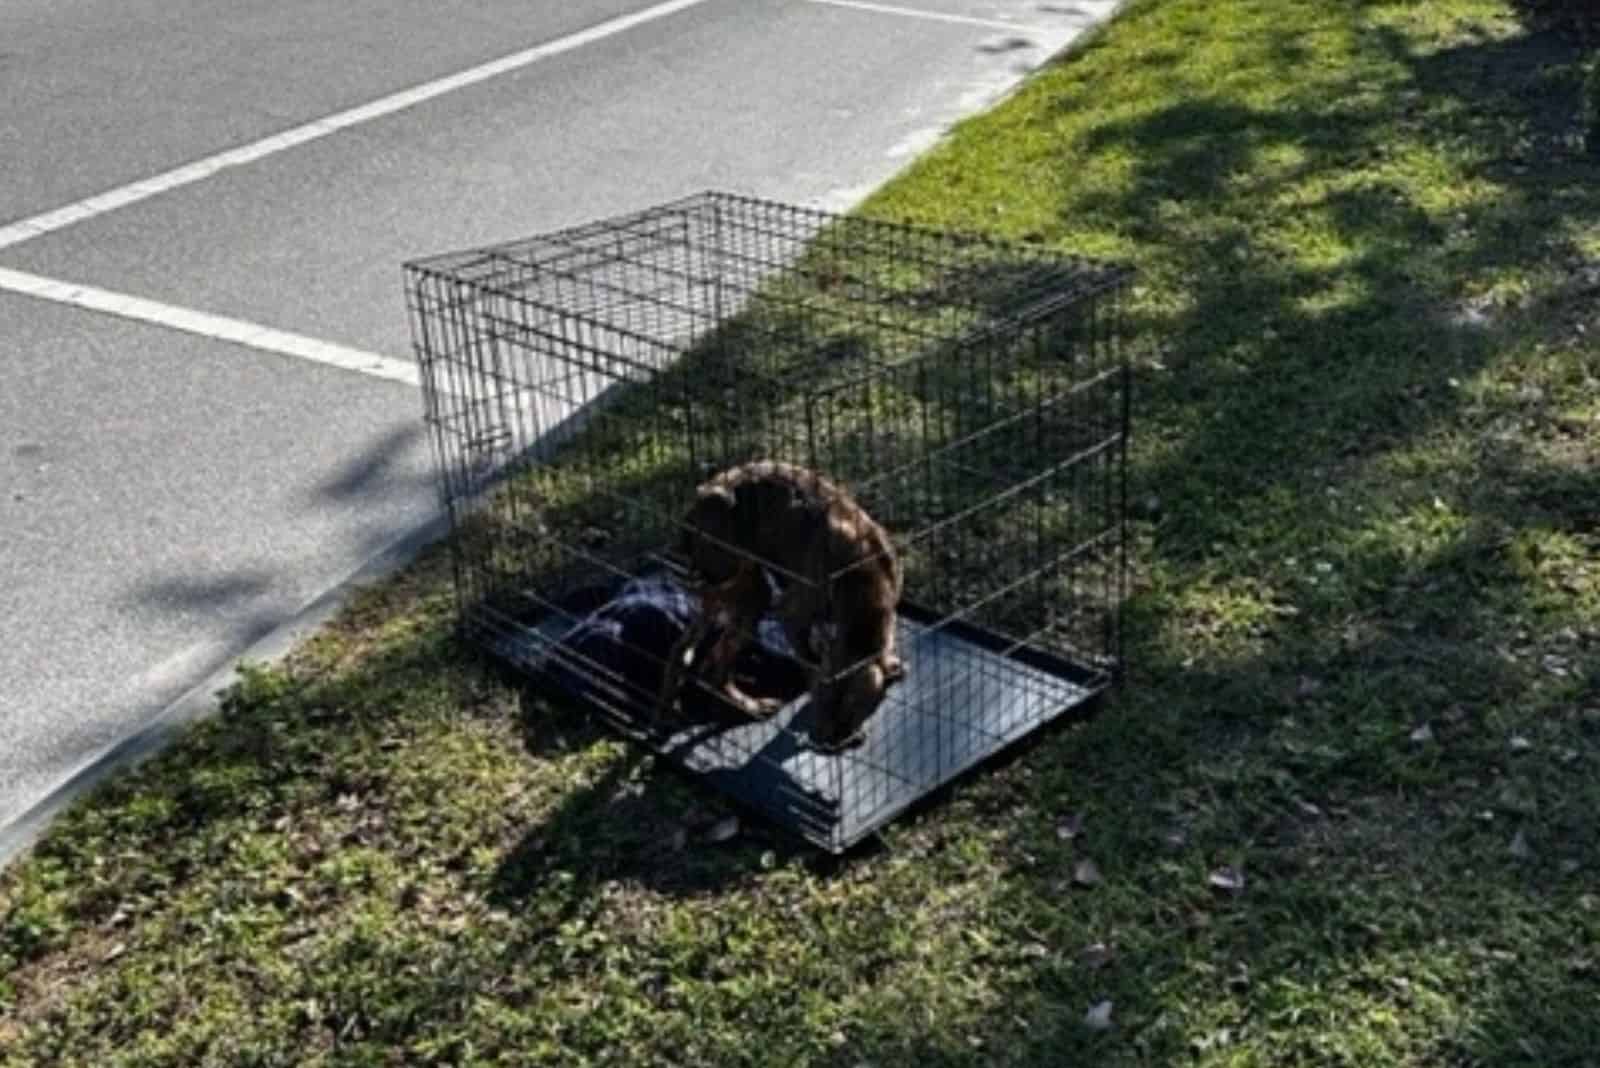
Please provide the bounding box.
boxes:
[0,0,1117,860]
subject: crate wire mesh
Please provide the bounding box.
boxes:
[405,191,1133,852]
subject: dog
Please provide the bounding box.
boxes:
[653,461,905,751]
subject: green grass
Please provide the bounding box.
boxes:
[6,0,1600,1064]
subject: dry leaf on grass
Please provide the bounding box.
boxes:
[1084,1000,1114,1031]
[1073,858,1103,887]
[703,816,741,844]
[1498,784,1537,816]
[1409,723,1435,744]
[1208,865,1246,893]
[1080,942,1114,969]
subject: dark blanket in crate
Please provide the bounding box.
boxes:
[538,574,811,723]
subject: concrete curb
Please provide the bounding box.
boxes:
[0,512,450,871]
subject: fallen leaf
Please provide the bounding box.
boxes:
[1084,1000,1114,1031]
[1161,827,1188,850]
[1409,723,1434,744]
[1509,734,1533,753]
[1072,858,1103,887]
[1193,1026,1235,1053]
[1208,865,1246,893]
[703,816,740,844]
[1498,784,1537,816]
[1080,942,1114,970]
[1509,830,1533,860]
[1056,812,1085,841]
[1293,798,1323,818]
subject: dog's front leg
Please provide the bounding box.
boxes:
[653,613,710,729]
[708,566,783,720]
[709,626,783,720]
[654,575,736,728]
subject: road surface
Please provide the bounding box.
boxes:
[0,0,1118,862]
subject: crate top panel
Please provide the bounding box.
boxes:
[405,192,1133,388]
[407,192,1130,316]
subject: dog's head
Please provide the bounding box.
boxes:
[820,652,906,746]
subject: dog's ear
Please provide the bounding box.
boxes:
[682,483,738,577]
[693,482,736,522]
[690,483,737,541]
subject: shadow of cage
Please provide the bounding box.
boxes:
[404,191,1134,852]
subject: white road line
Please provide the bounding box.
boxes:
[0,267,420,387]
[803,0,1030,34]
[0,0,714,251]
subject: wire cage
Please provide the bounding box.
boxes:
[404,191,1133,852]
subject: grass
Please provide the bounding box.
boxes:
[5,0,1600,1063]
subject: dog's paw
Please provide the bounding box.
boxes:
[718,682,783,720]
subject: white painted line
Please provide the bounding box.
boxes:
[0,0,715,251]
[803,0,1030,34]
[0,267,421,387]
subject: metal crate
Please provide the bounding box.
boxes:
[405,191,1133,852]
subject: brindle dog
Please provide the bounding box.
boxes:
[653,461,905,751]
